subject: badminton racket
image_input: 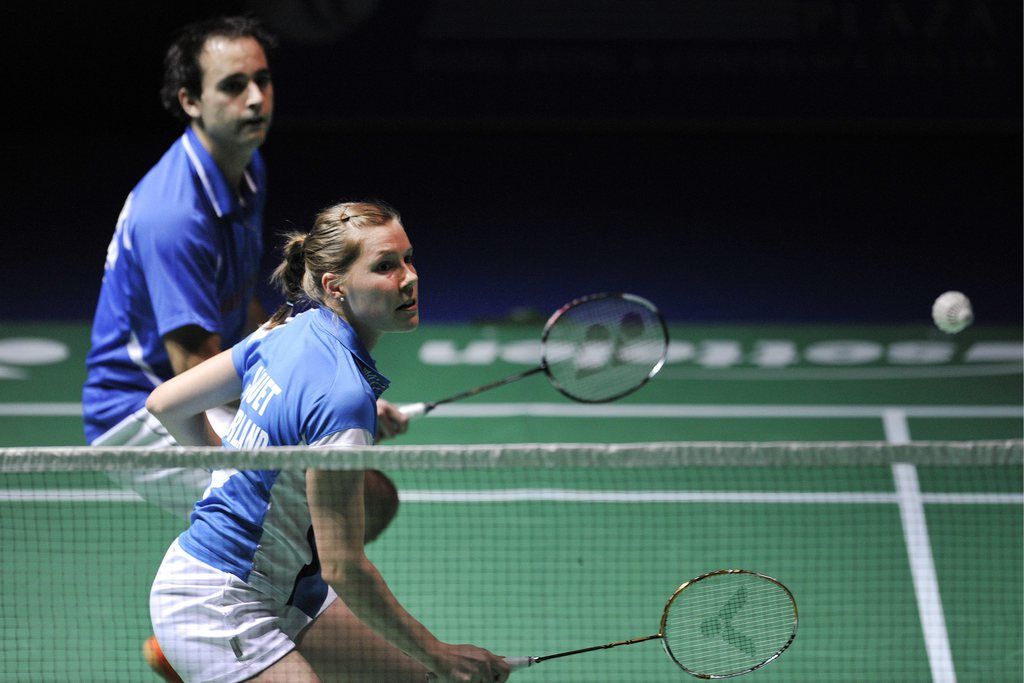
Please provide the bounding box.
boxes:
[505,569,798,679]
[400,292,668,418]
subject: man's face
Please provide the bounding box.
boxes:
[184,36,273,154]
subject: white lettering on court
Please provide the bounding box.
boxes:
[416,338,1022,371]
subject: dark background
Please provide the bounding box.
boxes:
[8,0,1022,324]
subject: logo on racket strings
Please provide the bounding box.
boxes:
[699,586,757,656]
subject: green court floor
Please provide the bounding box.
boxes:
[0,322,1021,681]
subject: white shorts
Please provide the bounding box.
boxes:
[93,406,237,518]
[151,539,338,683]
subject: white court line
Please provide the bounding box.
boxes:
[882,409,911,445]
[422,404,1024,419]
[0,489,144,502]
[0,402,1020,419]
[2,489,1021,504]
[893,463,957,683]
[0,402,82,416]
[658,363,1023,381]
[399,490,1024,504]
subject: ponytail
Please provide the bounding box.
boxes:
[267,232,308,327]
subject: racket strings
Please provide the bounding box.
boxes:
[662,574,796,677]
[544,296,666,402]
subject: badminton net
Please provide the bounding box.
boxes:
[0,440,1020,682]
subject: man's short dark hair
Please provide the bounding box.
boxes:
[160,16,277,122]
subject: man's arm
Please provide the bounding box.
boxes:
[163,325,224,444]
[246,296,268,335]
[164,325,223,375]
[167,292,266,374]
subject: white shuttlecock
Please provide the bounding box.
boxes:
[931,291,973,334]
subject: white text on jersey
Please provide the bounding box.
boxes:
[241,364,283,416]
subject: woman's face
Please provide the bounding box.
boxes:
[336,220,418,347]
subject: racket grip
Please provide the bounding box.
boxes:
[399,402,429,419]
[504,656,537,671]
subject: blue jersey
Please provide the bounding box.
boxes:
[179,308,389,616]
[83,128,265,443]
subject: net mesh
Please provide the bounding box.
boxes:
[1,440,1021,682]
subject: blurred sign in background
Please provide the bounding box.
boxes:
[7,0,1021,323]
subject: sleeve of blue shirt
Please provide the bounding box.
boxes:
[231,337,249,378]
[135,208,224,339]
[301,363,378,445]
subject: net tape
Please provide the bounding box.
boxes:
[1,439,1020,472]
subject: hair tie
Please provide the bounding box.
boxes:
[285,301,295,308]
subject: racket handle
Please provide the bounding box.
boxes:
[504,656,537,671]
[399,402,429,419]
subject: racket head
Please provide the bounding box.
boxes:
[540,292,668,403]
[659,569,798,679]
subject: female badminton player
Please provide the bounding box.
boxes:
[146,201,508,683]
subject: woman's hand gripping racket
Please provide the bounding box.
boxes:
[400,293,669,418]
[506,569,798,679]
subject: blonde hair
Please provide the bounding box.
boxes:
[268,200,401,326]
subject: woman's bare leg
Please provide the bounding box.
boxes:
[246,649,319,682]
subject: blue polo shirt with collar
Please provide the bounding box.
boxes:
[83,127,266,443]
[179,307,389,616]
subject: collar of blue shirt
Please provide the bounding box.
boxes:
[182,127,261,219]
[310,307,391,398]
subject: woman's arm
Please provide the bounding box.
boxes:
[145,349,242,447]
[307,469,508,682]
